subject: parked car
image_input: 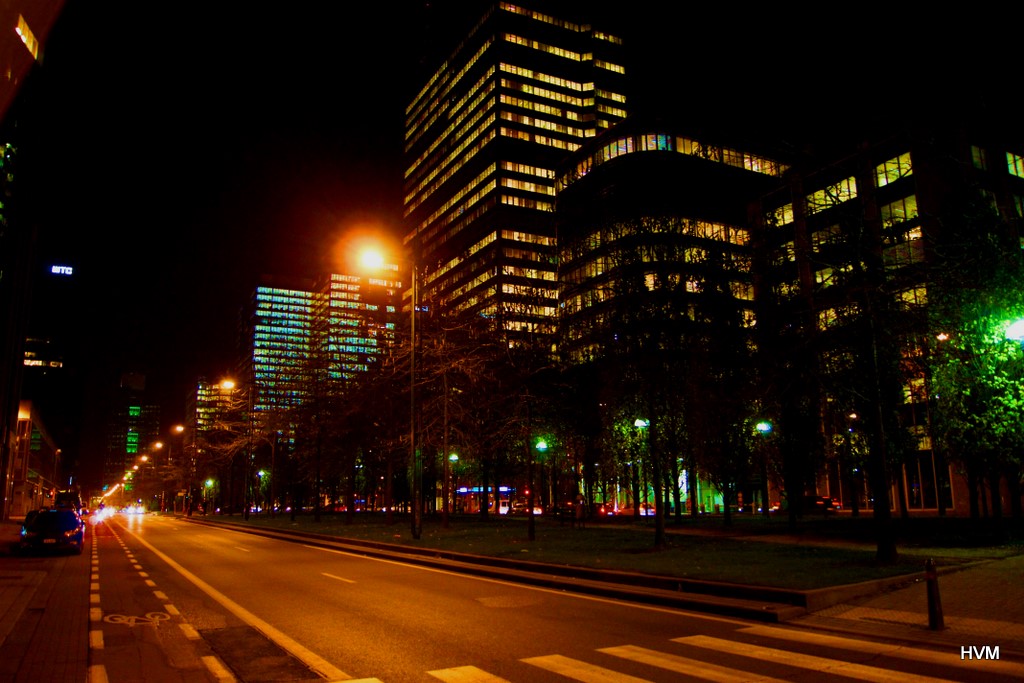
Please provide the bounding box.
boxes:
[803,495,836,514]
[19,509,85,555]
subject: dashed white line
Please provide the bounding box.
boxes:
[322,572,356,584]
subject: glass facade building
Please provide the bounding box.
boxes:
[404,2,626,337]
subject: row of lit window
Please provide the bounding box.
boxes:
[501,126,582,153]
[806,176,858,215]
[405,116,498,215]
[560,134,786,188]
[596,103,627,118]
[499,62,593,92]
[501,93,573,120]
[504,229,554,246]
[595,59,624,74]
[412,193,497,253]
[501,282,559,299]
[504,33,588,62]
[501,78,591,107]
[406,66,494,174]
[500,110,587,138]
[501,263,556,280]
[424,231,498,290]
[405,75,494,191]
[500,193,554,211]
[502,176,555,195]
[407,36,494,141]
[420,163,497,228]
[596,88,626,103]
[256,290,312,302]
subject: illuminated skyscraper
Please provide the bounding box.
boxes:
[245,277,316,414]
[404,2,626,336]
[238,270,403,419]
[313,269,402,383]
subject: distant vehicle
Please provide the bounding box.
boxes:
[19,509,85,555]
[616,503,656,517]
[803,495,836,514]
[509,502,543,516]
[591,501,614,516]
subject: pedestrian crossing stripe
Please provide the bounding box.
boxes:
[675,635,954,683]
[523,654,652,682]
[739,625,1024,678]
[427,665,510,682]
[598,644,790,683]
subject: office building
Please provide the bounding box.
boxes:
[244,277,316,415]
[752,123,1024,517]
[102,374,160,490]
[238,270,403,419]
[313,269,401,384]
[404,2,626,337]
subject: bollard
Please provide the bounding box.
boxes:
[925,558,944,630]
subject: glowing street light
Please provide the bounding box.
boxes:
[358,243,422,539]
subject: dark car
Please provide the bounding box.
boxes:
[20,509,85,555]
[802,495,835,515]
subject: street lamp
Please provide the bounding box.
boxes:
[359,245,422,539]
[221,378,254,520]
[634,420,649,517]
[755,420,772,518]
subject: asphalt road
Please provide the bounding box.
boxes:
[98,513,1021,682]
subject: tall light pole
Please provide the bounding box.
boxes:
[360,247,421,539]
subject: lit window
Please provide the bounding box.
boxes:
[1008,152,1024,179]
[875,152,912,186]
[972,145,987,170]
[880,194,918,228]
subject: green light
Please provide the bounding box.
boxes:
[634,418,649,428]
[756,421,773,434]
[535,440,548,452]
[1006,319,1024,342]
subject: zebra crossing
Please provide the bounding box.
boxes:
[418,624,1023,682]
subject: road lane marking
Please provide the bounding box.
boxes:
[599,645,790,682]
[202,655,238,682]
[740,625,1024,677]
[145,579,157,587]
[523,654,652,682]
[87,664,109,683]
[125,527,350,681]
[164,604,180,616]
[89,629,104,650]
[322,572,356,584]
[90,607,103,622]
[676,636,955,683]
[234,546,251,553]
[180,623,201,640]
[427,665,510,682]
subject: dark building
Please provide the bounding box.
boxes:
[752,123,1024,517]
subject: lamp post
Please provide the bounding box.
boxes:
[360,247,422,539]
[634,419,649,519]
[755,420,772,518]
[221,379,254,520]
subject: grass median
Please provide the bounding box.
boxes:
[181,511,1023,590]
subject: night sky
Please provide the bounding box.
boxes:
[10,1,1014,485]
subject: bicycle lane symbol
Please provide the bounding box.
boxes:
[103,612,171,627]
